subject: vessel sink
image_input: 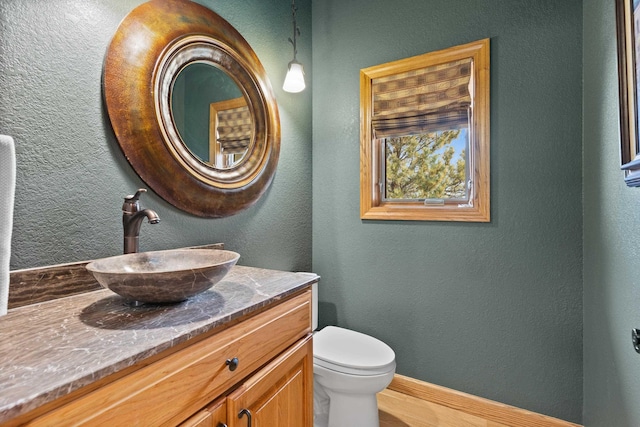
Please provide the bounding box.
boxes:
[86,249,240,303]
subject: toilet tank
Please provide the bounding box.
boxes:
[312,282,318,331]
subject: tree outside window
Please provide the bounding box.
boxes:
[384,129,467,201]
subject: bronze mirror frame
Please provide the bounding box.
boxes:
[103,0,280,217]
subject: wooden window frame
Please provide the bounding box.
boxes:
[360,38,490,222]
[209,96,250,168]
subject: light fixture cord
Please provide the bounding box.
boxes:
[288,0,300,62]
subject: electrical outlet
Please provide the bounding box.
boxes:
[632,329,640,354]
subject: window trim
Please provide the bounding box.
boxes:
[360,38,490,222]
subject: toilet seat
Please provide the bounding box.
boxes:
[313,326,396,376]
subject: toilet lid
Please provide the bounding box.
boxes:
[313,326,396,376]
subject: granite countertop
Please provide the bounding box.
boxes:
[0,265,319,423]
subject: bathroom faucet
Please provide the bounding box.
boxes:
[122,188,160,254]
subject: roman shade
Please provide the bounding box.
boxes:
[371,58,473,139]
[217,105,252,154]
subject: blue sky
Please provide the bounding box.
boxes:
[452,128,467,159]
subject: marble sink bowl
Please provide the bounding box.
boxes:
[86,249,240,303]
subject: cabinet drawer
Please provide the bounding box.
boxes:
[28,290,311,426]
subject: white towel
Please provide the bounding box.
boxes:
[0,135,15,316]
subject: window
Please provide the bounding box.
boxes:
[360,39,490,221]
[210,96,253,169]
[383,129,469,203]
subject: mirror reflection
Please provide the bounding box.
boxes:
[171,62,253,169]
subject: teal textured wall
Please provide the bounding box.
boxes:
[0,0,312,273]
[312,0,583,422]
[4,0,622,423]
[583,0,640,425]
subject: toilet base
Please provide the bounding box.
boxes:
[314,381,380,427]
[313,379,330,427]
[328,390,380,427]
[313,365,394,427]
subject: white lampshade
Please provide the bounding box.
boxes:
[283,61,305,93]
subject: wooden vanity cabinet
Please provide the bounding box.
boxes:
[227,336,312,427]
[182,336,313,427]
[22,289,313,427]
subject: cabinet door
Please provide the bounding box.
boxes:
[179,398,227,427]
[226,336,313,427]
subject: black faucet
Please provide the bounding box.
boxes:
[122,189,160,254]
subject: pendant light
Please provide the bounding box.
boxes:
[283,0,305,93]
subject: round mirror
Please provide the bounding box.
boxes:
[171,62,253,170]
[103,0,280,217]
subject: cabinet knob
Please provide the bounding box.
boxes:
[225,357,239,371]
[216,424,227,427]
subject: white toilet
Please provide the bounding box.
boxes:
[312,284,396,427]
